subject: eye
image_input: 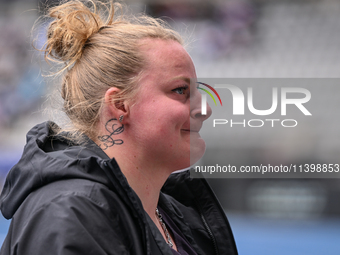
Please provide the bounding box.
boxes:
[173,85,189,95]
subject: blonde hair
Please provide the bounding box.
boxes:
[42,0,182,140]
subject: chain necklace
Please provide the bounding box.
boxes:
[155,208,174,248]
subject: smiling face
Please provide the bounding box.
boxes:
[126,38,211,171]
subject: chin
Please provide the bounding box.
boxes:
[189,138,206,166]
[170,136,206,171]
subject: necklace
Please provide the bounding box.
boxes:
[155,208,174,248]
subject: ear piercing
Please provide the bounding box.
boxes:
[119,115,124,122]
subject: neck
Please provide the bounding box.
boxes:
[95,118,172,222]
[122,159,168,217]
[105,147,171,221]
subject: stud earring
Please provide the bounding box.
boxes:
[119,115,124,122]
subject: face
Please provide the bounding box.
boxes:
[126,38,211,171]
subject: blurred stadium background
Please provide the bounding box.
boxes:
[1,0,340,254]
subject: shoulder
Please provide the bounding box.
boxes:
[4,179,141,255]
[19,178,117,215]
[14,178,132,231]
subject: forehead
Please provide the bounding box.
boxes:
[138,38,195,73]
[133,38,196,100]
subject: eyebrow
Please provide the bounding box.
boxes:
[170,76,192,84]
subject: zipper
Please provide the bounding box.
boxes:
[200,179,238,254]
[195,200,219,255]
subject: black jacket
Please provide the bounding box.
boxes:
[0,122,237,255]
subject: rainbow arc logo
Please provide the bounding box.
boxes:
[197,82,223,115]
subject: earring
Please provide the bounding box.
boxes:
[119,115,124,122]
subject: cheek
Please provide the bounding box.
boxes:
[135,98,187,122]
[130,102,188,141]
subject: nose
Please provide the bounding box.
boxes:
[190,90,212,121]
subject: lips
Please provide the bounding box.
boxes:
[181,126,201,132]
[183,129,199,132]
[182,120,202,133]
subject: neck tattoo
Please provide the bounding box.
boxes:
[155,208,174,248]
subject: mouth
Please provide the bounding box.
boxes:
[182,123,202,133]
[181,128,200,133]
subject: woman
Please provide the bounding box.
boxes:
[0,1,237,254]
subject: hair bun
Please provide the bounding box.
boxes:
[45,1,104,63]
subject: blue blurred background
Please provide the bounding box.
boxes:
[1,0,340,254]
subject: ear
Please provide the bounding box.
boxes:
[104,87,128,122]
